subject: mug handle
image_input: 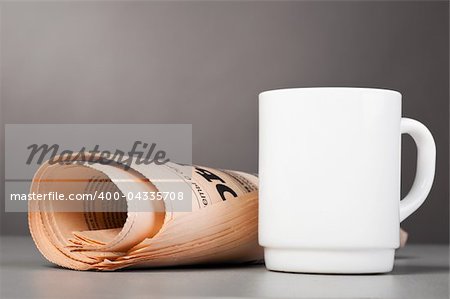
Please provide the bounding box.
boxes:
[399,118,436,222]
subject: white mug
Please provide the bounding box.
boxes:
[258,87,436,274]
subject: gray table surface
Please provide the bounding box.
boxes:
[0,236,448,299]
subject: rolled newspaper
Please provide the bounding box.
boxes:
[28,155,263,270]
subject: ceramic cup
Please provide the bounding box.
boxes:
[258,87,436,274]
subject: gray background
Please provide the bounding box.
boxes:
[0,1,448,243]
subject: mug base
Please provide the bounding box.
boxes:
[264,247,395,274]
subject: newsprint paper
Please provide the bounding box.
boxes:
[28,155,262,270]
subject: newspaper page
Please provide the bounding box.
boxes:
[28,155,263,271]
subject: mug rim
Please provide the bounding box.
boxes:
[259,87,401,98]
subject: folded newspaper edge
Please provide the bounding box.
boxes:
[28,155,263,270]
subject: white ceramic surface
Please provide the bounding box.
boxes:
[258,87,436,274]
